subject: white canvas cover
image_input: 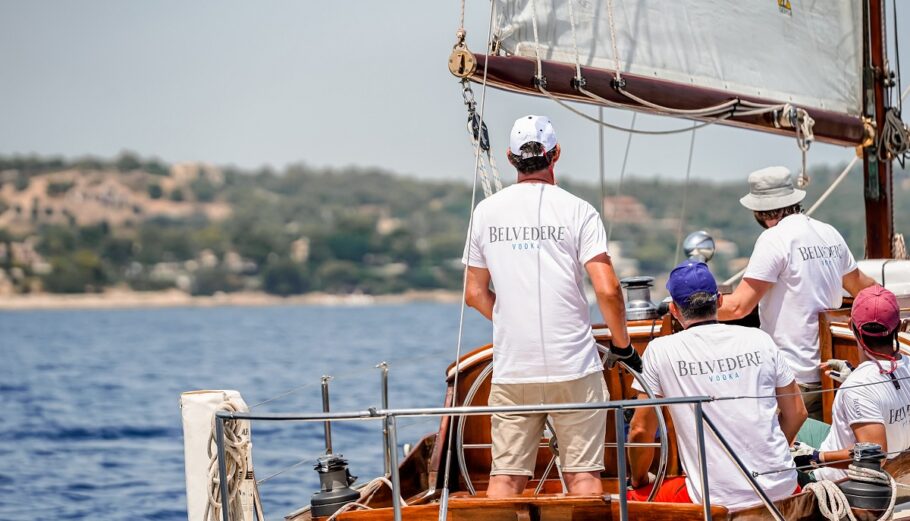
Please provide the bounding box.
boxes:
[494,0,863,116]
[181,390,260,521]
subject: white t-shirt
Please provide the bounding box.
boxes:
[634,323,798,509]
[743,214,858,384]
[814,356,910,481]
[463,183,608,384]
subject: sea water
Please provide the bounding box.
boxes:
[0,303,492,521]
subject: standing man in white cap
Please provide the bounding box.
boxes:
[463,115,633,497]
[718,166,874,419]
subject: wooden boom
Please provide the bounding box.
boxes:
[469,54,867,147]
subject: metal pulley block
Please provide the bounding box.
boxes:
[449,30,477,78]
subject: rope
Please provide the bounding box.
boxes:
[599,107,606,223]
[529,0,544,84]
[894,0,903,116]
[256,454,316,486]
[250,382,318,409]
[325,476,411,520]
[804,465,896,521]
[566,0,583,85]
[440,0,497,515]
[204,400,251,521]
[540,86,729,135]
[607,112,636,243]
[878,107,910,164]
[674,123,698,264]
[894,233,908,260]
[462,80,496,198]
[617,88,744,117]
[806,157,861,215]
[606,0,622,83]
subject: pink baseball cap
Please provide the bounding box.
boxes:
[851,285,901,336]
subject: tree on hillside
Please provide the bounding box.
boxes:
[262,259,310,296]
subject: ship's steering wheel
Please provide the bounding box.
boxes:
[454,347,669,501]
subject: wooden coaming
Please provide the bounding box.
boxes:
[334,492,730,521]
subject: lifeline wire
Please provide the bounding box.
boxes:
[607,112,637,243]
[674,122,698,264]
[714,372,910,402]
[752,447,910,477]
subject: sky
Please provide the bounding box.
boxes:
[0,1,908,186]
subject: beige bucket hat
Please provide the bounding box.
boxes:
[739,166,806,211]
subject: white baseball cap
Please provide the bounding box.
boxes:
[739,166,806,211]
[509,115,558,156]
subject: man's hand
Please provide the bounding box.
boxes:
[790,441,820,468]
[606,343,643,374]
[628,471,656,490]
[820,359,854,383]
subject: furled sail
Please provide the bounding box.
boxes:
[474,0,866,145]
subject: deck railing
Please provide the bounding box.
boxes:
[213,395,788,521]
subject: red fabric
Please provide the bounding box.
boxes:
[627,478,803,504]
[627,476,692,503]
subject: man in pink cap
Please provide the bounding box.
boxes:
[793,285,910,481]
[463,115,632,497]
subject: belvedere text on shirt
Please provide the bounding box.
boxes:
[675,351,763,377]
[796,244,845,261]
[488,225,567,243]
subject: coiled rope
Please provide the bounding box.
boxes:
[804,465,897,521]
[204,400,251,521]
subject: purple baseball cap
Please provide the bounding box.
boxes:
[667,261,718,304]
[852,285,901,335]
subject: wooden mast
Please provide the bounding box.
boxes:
[863,0,894,259]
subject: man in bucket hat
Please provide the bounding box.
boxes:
[793,285,910,482]
[627,261,806,507]
[463,115,633,497]
[719,166,874,420]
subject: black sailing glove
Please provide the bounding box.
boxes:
[606,343,643,374]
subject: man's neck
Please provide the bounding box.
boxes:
[517,169,555,185]
[682,318,719,330]
[860,349,903,363]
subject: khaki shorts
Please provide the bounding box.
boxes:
[488,371,609,476]
[798,382,824,422]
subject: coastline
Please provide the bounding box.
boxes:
[0,288,463,311]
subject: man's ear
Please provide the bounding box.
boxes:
[717,293,724,309]
[550,144,561,165]
[506,150,519,168]
[669,302,680,322]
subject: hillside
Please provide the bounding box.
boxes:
[0,153,908,296]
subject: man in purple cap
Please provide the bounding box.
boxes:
[627,261,806,507]
[794,285,910,481]
[463,115,632,497]
[718,166,874,420]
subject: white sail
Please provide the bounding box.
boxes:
[494,0,863,116]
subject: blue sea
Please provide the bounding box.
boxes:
[0,303,493,521]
